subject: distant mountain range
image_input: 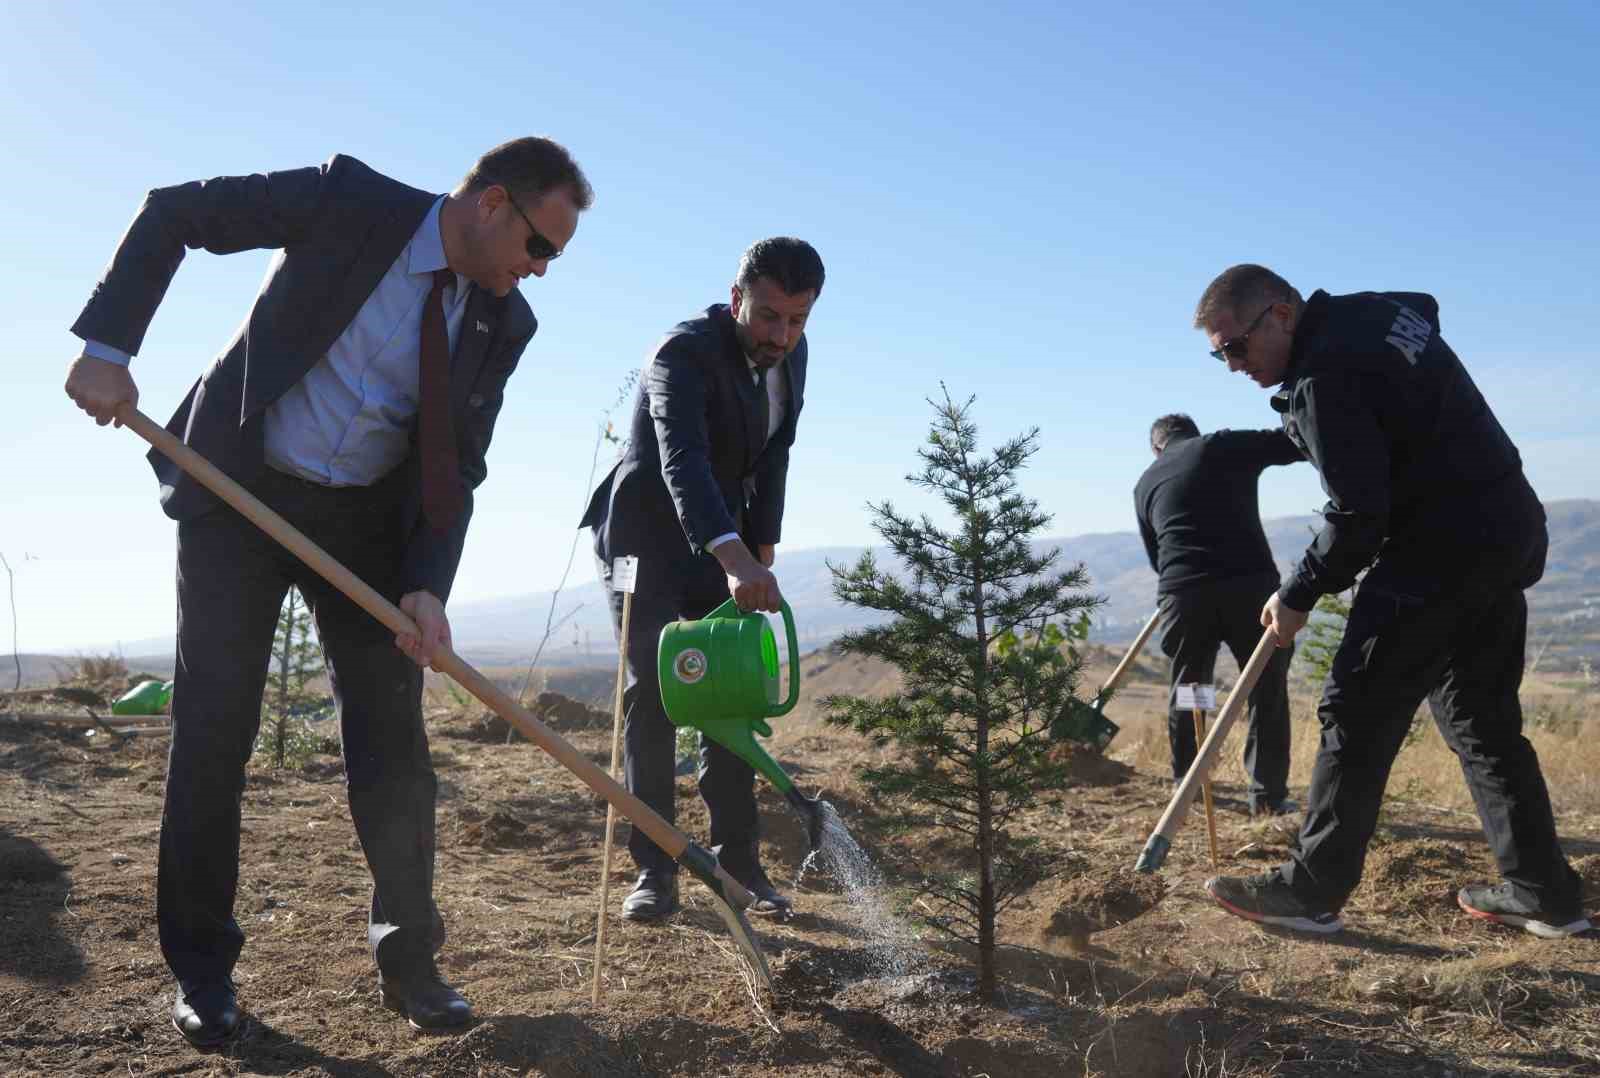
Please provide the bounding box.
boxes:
[12,499,1598,684]
[443,498,1599,669]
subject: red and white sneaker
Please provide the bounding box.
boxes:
[1457,882,1591,939]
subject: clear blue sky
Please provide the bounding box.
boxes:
[3,2,1596,652]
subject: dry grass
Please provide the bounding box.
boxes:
[1111,664,1600,823]
[73,652,129,684]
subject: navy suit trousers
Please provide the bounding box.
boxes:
[159,467,442,990]
[596,557,761,876]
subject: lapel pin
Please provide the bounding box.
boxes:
[475,320,490,334]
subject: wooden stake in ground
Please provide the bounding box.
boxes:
[593,555,637,1005]
[1189,692,1221,870]
[1136,635,1277,873]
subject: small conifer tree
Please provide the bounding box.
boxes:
[260,588,331,768]
[823,389,1101,1000]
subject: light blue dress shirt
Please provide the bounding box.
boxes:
[84,195,470,487]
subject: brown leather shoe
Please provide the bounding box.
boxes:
[172,979,240,1048]
[378,962,473,1030]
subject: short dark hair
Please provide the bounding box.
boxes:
[1150,413,1200,453]
[460,137,593,211]
[1193,264,1302,329]
[735,237,825,297]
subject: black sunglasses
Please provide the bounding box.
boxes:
[503,188,563,262]
[1209,302,1276,362]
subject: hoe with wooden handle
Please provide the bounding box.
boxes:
[115,406,773,991]
[1134,627,1280,873]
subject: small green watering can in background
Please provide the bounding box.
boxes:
[112,679,174,716]
[658,598,825,850]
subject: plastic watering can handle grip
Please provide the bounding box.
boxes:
[768,600,800,718]
[706,597,742,620]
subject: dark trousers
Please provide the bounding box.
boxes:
[597,558,759,876]
[159,467,442,991]
[1159,570,1292,809]
[1281,537,1582,914]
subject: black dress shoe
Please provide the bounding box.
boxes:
[378,961,473,1030]
[731,862,792,917]
[620,870,679,921]
[172,979,240,1048]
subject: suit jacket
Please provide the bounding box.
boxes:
[580,305,806,594]
[70,154,536,603]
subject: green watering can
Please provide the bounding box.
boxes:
[658,598,825,850]
[112,679,174,716]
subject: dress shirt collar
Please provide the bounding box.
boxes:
[407,196,465,292]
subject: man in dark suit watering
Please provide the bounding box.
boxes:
[582,238,823,922]
[64,138,592,1044]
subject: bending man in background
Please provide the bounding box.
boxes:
[1134,413,1303,816]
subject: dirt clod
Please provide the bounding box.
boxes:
[1573,853,1600,897]
[459,809,530,848]
[454,692,610,742]
[1047,742,1134,787]
[1042,868,1167,947]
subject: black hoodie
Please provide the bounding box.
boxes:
[1273,289,1544,611]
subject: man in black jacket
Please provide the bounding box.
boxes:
[1191,263,1589,939]
[582,238,822,922]
[1134,414,1302,815]
[64,139,592,1043]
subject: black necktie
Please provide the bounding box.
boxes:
[753,365,770,451]
[419,269,461,532]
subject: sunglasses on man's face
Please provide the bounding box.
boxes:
[503,188,563,262]
[1209,302,1275,363]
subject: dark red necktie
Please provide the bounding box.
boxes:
[419,269,462,532]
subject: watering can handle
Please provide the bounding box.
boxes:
[703,597,801,718]
[768,600,800,718]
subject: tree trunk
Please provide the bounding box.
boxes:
[976,718,995,1001]
[972,558,996,1002]
[273,592,295,768]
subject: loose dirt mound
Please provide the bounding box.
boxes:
[1048,742,1134,787]
[452,691,611,742]
[531,691,611,731]
[456,807,536,849]
[1021,868,1167,949]
[1574,853,1600,900]
[1360,839,1475,918]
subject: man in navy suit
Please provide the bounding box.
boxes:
[64,138,591,1044]
[582,238,823,921]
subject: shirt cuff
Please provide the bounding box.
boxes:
[705,532,740,554]
[81,339,133,367]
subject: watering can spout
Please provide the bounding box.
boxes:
[785,787,827,852]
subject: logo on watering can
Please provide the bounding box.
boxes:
[672,648,708,685]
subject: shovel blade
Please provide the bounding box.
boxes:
[679,842,773,992]
[1053,696,1120,750]
[1133,834,1170,874]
